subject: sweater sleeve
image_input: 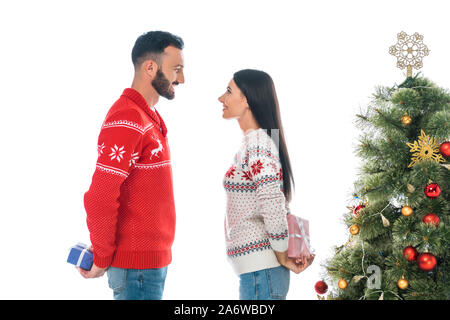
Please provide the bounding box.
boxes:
[84,109,144,268]
[247,131,289,252]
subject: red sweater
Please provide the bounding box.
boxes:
[84,88,176,269]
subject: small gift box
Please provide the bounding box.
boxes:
[287,214,315,266]
[67,243,93,270]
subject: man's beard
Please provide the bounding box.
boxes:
[152,69,176,100]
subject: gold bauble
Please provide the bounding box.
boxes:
[397,278,409,290]
[338,279,348,289]
[401,206,413,217]
[401,114,412,126]
[349,225,360,235]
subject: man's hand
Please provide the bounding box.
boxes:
[77,246,108,279]
[78,264,108,278]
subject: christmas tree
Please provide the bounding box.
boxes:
[322,32,450,300]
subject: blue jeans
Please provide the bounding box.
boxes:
[106,266,168,300]
[239,266,290,300]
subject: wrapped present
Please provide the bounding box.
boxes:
[287,213,315,266]
[67,243,93,270]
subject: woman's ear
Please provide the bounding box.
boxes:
[241,94,249,109]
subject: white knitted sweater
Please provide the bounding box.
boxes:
[223,128,289,275]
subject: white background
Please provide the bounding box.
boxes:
[0,0,449,300]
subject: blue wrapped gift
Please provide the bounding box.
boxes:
[67,243,93,270]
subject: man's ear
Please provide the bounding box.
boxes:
[142,59,159,78]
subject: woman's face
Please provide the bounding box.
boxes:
[218,79,248,119]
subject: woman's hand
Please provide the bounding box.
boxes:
[291,255,315,274]
[274,250,315,274]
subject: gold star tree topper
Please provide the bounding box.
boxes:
[406,129,445,168]
[389,32,429,77]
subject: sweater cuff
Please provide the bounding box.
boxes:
[93,253,114,269]
[270,237,289,252]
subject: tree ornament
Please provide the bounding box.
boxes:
[407,183,416,193]
[422,213,440,226]
[406,130,446,168]
[401,113,412,125]
[397,277,409,290]
[380,213,390,227]
[417,253,437,271]
[314,280,328,295]
[424,183,441,199]
[401,205,414,217]
[389,31,429,77]
[403,246,418,261]
[349,225,360,235]
[439,141,450,157]
[338,279,348,289]
[353,204,366,217]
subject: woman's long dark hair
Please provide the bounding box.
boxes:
[233,69,295,202]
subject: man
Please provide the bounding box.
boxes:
[79,31,184,300]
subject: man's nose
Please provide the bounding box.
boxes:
[177,71,185,84]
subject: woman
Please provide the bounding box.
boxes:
[219,69,310,300]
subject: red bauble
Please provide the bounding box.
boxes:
[314,280,328,294]
[424,183,441,199]
[353,204,365,217]
[403,246,418,262]
[440,141,450,157]
[417,253,437,271]
[422,213,440,226]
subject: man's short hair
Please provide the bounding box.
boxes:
[131,31,184,67]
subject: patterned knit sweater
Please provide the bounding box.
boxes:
[84,88,176,269]
[223,128,290,275]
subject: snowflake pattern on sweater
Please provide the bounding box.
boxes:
[223,128,290,275]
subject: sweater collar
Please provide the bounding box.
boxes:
[121,88,168,137]
[243,128,262,136]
